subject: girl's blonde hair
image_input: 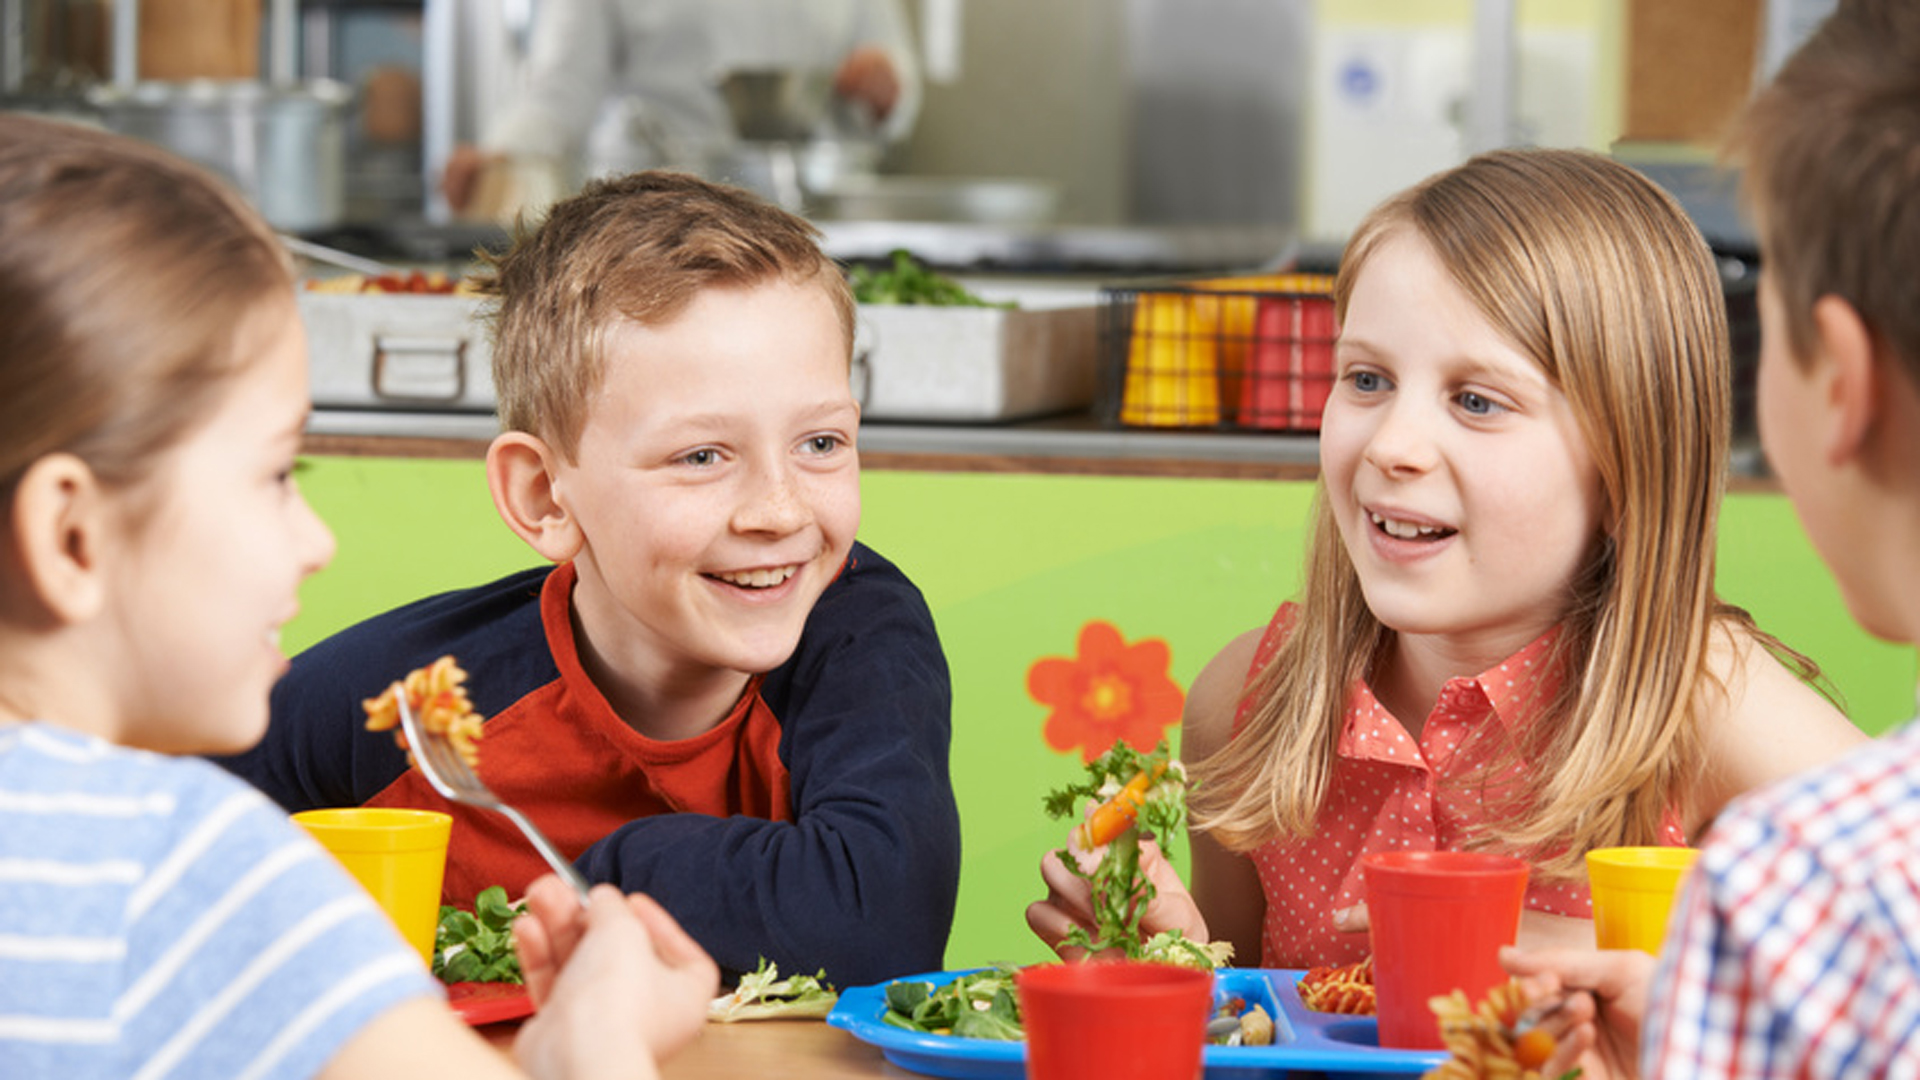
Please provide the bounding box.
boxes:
[0,114,290,518]
[1193,148,1774,878]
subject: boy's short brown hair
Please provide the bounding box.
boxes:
[476,170,856,460]
[1728,0,1920,380]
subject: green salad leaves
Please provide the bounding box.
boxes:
[876,740,1230,1045]
[433,885,526,984]
[1043,739,1227,966]
[882,965,1024,1040]
[708,958,839,1022]
[848,249,1011,308]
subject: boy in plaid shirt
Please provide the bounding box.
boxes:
[1504,1,1920,1075]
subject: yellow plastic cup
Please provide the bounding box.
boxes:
[1586,846,1700,954]
[294,808,451,966]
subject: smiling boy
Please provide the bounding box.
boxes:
[220,171,960,987]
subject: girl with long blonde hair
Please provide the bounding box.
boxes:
[1030,147,1866,967]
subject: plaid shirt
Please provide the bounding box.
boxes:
[1644,715,1920,1078]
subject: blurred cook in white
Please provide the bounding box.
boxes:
[443,0,920,217]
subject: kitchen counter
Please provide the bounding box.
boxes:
[304,407,1775,486]
[304,407,1324,479]
[302,218,1297,277]
[818,219,1296,275]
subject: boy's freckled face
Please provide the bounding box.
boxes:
[557,276,861,685]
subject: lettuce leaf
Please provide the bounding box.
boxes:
[708,958,839,1022]
[1044,739,1228,966]
[434,885,526,984]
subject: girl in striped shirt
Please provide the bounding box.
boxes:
[0,115,714,1080]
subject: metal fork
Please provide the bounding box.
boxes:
[1504,989,1589,1040]
[394,684,593,905]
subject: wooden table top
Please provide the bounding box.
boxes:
[662,1019,907,1079]
[483,1016,912,1079]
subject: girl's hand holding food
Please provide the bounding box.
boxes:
[1026,835,1209,960]
[1500,944,1654,1080]
[513,878,720,1079]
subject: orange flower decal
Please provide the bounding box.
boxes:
[1027,620,1185,762]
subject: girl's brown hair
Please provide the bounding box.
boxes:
[1193,148,1787,878]
[0,114,291,510]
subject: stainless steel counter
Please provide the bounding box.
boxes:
[301,218,1299,277]
[304,407,1325,478]
[304,407,1770,485]
[817,220,1297,275]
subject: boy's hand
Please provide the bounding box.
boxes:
[513,878,719,1075]
[1501,944,1654,1080]
[1025,835,1208,959]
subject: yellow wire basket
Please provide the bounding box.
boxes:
[1098,273,1337,431]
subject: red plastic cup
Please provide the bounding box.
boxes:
[1363,850,1529,1050]
[1243,293,1336,431]
[1017,962,1214,1080]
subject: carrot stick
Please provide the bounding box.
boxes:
[1072,762,1168,848]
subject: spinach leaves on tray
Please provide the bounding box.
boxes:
[434,885,526,984]
[882,965,1025,1041]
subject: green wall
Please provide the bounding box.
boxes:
[291,456,1917,971]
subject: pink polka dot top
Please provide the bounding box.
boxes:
[1233,604,1686,969]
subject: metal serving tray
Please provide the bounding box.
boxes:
[854,304,1097,422]
[300,291,496,413]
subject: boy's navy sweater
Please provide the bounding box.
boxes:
[218,542,960,987]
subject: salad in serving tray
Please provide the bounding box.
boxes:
[821,738,1578,1080]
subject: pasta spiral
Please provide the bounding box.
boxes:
[1420,979,1548,1080]
[363,655,485,768]
[1298,956,1376,1015]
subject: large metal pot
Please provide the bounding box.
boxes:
[88,78,352,232]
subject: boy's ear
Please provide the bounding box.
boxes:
[486,432,584,563]
[1812,294,1880,468]
[7,453,110,625]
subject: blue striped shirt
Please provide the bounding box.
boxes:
[0,722,439,1079]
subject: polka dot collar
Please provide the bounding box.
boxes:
[1337,626,1564,770]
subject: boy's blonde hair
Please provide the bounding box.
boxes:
[0,115,289,519]
[1194,148,1770,879]
[476,170,856,462]
[1728,0,1920,380]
